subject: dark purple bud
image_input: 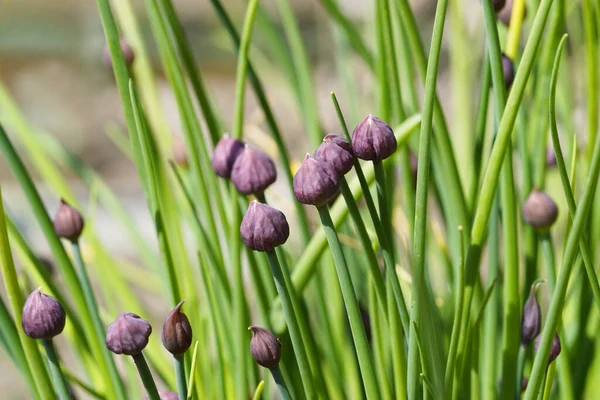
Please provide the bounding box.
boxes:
[53,199,84,242]
[521,376,528,392]
[492,0,506,12]
[211,135,245,178]
[313,134,354,176]
[293,154,340,206]
[172,137,189,168]
[535,332,561,365]
[502,54,515,89]
[106,313,152,356]
[249,326,281,369]
[522,189,559,231]
[22,288,66,340]
[546,148,557,167]
[240,201,289,252]
[161,300,192,356]
[521,285,541,346]
[143,392,179,400]
[351,114,397,161]
[230,146,277,195]
[103,38,135,69]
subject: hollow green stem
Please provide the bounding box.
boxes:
[270,366,291,400]
[316,205,380,399]
[132,353,160,400]
[174,355,187,400]
[71,242,126,398]
[42,339,71,400]
[516,345,527,399]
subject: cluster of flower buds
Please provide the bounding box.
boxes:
[212,136,277,197]
[293,115,397,207]
[248,326,282,369]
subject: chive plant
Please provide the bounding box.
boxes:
[0,0,600,398]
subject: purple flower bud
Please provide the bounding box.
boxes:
[240,201,289,252]
[546,148,557,167]
[211,135,245,178]
[22,288,66,340]
[161,300,192,356]
[521,286,541,346]
[351,115,397,161]
[293,154,340,206]
[53,199,84,242]
[535,332,561,365]
[142,392,179,400]
[230,146,277,195]
[106,313,152,356]
[103,38,135,69]
[522,189,558,231]
[172,137,189,168]
[502,54,515,89]
[313,134,354,176]
[249,326,281,369]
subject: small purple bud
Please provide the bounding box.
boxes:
[161,300,192,356]
[106,313,152,356]
[535,332,561,365]
[22,288,66,340]
[230,146,277,195]
[521,285,541,346]
[522,189,559,231]
[103,38,135,69]
[249,326,281,369]
[211,135,245,178]
[293,154,340,206]
[240,201,289,252]
[172,137,189,168]
[53,199,84,242]
[546,148,557,167]
[142,392,179,400]
[351,115,397,161]
[502,54,515,89]
[314,134,354,176]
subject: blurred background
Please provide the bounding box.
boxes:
[0,0,489,396]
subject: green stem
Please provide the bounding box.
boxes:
[71,242,126,398]
[408,0,448,397]
[42,339,71,400]
[265,250,315,398]
[132,353,160,400]
[270,366,292,400]
[516,346,527,399]
[316,205,380,400]
[174,355,187,400]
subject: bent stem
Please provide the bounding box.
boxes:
[265,250,315,398]
[270,366,292,400]
[132,353,160,400]
[42,339,71,400]
[316,205,380,400]
[174,354,187,400]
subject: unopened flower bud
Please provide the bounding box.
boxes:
[522,189,559,231]
[22,288,66,340]
[249,326,281,369]
[172,137,189,168]
[521,285,541,346]
[106,313,152,356]
[502,54,515,89]
[103,38,135,69]
[53,199,84,242]
[230,146,277,195]
[240,201,289,252]
[314,134,354,176]
[293,154,340,206]
[161,300,192,356]
[546,148,557,167]
[351,115,397,161]
[535,332,561,365]
[211,135,245,178]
